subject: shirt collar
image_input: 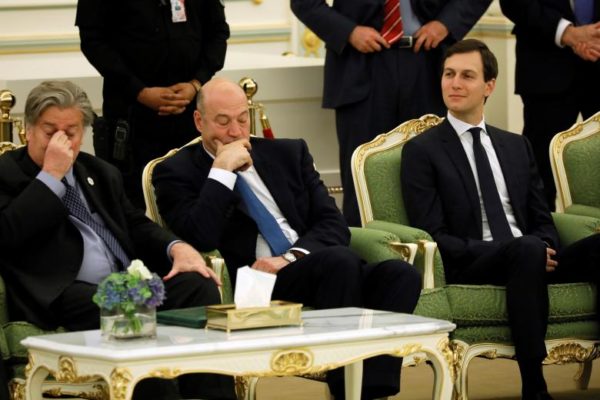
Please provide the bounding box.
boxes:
[446,112,487,138]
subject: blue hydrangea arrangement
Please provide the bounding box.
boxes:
[94,260,165,336]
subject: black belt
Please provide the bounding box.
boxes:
[389,36,413,49]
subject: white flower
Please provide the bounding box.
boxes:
[127,259,153,280]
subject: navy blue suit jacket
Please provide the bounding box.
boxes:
[401,120,559,278]
[291,0,492,108]
[153,138,350,284]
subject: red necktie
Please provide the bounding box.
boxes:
[381,0,404,45]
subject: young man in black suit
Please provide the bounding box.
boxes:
[152,77,422,400]
[401,39,600,400]
[0,80,234,399]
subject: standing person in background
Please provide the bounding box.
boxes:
[75,0,229,208]
[291,0,492,226]
[500,0,600,210]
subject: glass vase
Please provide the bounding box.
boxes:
[100,304,157,340]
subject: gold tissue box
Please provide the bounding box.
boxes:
[206,301,303,332]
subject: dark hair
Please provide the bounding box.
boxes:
[443,39,498,82]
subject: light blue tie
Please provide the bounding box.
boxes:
[575,0,595,25]
[235,174,291,256]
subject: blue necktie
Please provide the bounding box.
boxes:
[470,128,513,241]
[62,178,130,268]
[235,174,291,255]
[575,0,595,25]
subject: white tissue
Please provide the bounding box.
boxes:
[234,266,276,309]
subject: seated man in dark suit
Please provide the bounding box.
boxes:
[152,77,422,400]
[401,39,600,400]
[0,80,234,399]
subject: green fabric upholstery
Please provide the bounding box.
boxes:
[563,132,600,209]
[565,204,600,220]
[553,212,600,246]
[446,283,597,326]
[413,288,452,321]
[365,220,446,287]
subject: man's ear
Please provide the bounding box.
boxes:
[193,110,203,133]
[484,78,496,98]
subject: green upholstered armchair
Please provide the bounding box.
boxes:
[551,111,600,219]
[351,115,600,400]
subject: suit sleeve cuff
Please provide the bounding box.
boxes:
[556,18,572,48]
[36,171,66,198]
[208,168,237,191]
[166,240,184,261]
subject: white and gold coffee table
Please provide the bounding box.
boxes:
[21,308,455,400]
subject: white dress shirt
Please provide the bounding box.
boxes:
[447,113,523,241]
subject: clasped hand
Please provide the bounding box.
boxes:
[213,139,253,172]
[137,82,197,116]
[562,22,600,61]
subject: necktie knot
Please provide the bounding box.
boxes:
[469,127,482,144]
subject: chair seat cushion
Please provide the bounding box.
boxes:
[451,320,600,345]
[446,283,596,326]
[414,287,452,321]
[2,321,65,359]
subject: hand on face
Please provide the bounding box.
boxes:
[212,138,253,172]
[137,86,191,116]
[42,131,75,180]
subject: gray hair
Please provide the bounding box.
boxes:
[196,86,206,116]
[24,81,94,127]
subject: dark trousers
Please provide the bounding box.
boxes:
[272,246,422,400]
[449,234,600,363]
[521,61,600,210]
[334,47,445,227]
[52,272,236,400]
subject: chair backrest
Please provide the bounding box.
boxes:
[0,141,21,156]
[550,111,600,212]
[351,114,444,226]
[142,137,202,227]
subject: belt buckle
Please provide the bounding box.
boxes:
[396,36,413,48]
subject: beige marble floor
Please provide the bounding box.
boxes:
[256,358,600,400]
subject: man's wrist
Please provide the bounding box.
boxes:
[189,79,202,93]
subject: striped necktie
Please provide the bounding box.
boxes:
[381,0,404,45]
[62,178,130,268]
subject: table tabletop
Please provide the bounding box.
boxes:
[23,308,454,361]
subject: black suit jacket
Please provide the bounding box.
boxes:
[291,0,492,108]
[0,148,176,328]
[500,0,600,95]
[152,138,350,284]
[401,120,558,278]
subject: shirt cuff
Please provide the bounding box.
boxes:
[36,171,66,198]
[556,18,572,48]
[208,168,237,191]
[290,247,309,256]
[167,240,184,261]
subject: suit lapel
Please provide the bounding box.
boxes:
[437,120,483,226]
[486,125,524,227]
